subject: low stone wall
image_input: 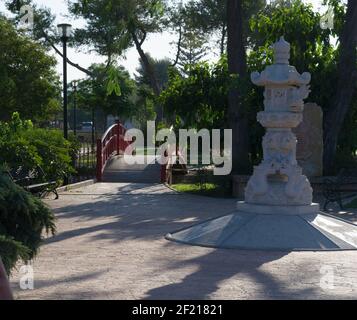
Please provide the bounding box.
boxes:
[232,175,348,200]
[172,172,357,201]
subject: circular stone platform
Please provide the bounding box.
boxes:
[166,210,357,251]
[237,201,320,215]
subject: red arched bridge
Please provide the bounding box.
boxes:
[96,121,168,183]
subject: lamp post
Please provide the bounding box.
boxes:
[72,80,78,136]
[92,106,95,150]
[57,23,72,140]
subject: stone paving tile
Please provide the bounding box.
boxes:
[9,183,357,300]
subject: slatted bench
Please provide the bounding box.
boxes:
[7,166,59,200]
[322,168,357,211]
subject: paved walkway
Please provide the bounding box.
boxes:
[10,182,357,299]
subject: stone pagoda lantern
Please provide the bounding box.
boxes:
[167,37,357,251]
[238,36,318,214]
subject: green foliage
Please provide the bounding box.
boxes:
[334,99,357,171]
[5,0,57,47]
[160,57,230,130]
[174,0,266,53]
[0,168,56,275]
[0,113,77,182]
[250,0,357,169]
[74,64,136,119]
[0,16,61,123]
[134,84,157,126]
[68,0,167,58]
[160,56,263,162]
[161,0,351,166]
[136,54,172,90]
[177,29,208,75]
[106,66,122,96]
[172,182,232,198]
[249,0,340,112]
[0,235,30,276]
[134,54,173,124]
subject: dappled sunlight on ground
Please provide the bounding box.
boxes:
[9,183,357,300]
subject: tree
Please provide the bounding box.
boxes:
[323,0,357,173]
[167,1,208,72]
[249,0,356,173]
[4,0,99,77]
[160,58,229,130]
[136,54,172,91]
[251,0,357,173]
[180,0,266,55]
[5,0,169,122]
[163,0,346,170]
[0,17,61,123]
[177,29,208,75]
[135,54,173,124]
[249,0,336,112]
[227,0,250,173]
[73,63,136,126]
[67,0,167,122]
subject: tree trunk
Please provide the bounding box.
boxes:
[220,23,226,55]
[226,0,250,174]
[323,0,357,173]
[131,32,163,123]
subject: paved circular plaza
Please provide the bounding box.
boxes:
[10,182,357,299]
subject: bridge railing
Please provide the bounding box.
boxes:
[96,120,132,181]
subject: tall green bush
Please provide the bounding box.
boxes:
[0,112,79,182]
[0,168,56,275]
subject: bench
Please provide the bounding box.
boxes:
[322,168,357,211]
[7,166,59,200]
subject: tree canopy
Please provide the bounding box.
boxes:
[73,63,136,120]
[0,16,61,123]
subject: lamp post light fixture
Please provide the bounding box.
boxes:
[72,80,78,136]
[57,23,72,140]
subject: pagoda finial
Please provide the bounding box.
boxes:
[273,36,290,64]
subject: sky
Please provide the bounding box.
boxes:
[0,0,327,83]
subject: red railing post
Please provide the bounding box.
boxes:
[160,149,168,183]
[115,120,120,155]
[160,164,166,183]
[122,126,126,154]
[96,138,103,181]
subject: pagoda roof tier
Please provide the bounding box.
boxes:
[251,64,311,86]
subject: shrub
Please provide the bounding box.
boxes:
[0,236,29,275]
[0,168,56,275]
[0,112,79,182]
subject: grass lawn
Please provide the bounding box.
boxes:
[171,183,233,198]
[135,147,156,155]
